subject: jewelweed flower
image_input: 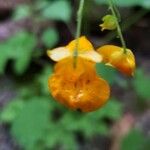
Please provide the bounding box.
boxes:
[99,15,117,31]
[49,57,110,112]
[97,45,136,76]
[47,36,110,112]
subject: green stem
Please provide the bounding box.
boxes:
[103,9,148,44]
[74,0,85,67]
[109,0,127,53]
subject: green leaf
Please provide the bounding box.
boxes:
[35,0,50,10]
[11,97,50,149]
[41,28,59,48]
[0,100,25,123]
[38,65,53,95]
[42,0,72,22]
[140,0,150,9]
[59,98,122,137]
[94,0,150,8]
[12,5,32,21]
[95,0,138,6]
[121,129,150,150]
[3,80,122,150]
[60,133,78,150]
[0,45,8,74]
[11,32,37,74]
[44,129,77,150]
[0,31,37,75]
[96,63,117,84]
[133,69,150,100]
[97,98,123,119]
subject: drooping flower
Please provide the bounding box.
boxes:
[47,36,110,112]
[97,45,136,76]
[49,57,110,112]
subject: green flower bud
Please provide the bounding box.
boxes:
[99,15,117,31]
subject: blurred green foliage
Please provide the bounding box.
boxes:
[12,0,72,22]
[0,0,149,150]
[41,0,72,22]
[13,4,32,21]
[133,69,150,100]
[96,63,117,85]
[95,0,150,8]
[41,28,59,48]
[0,31,37,75]
[11,98,50,150]
[121,129,150,150]
[0,0,72,76]
[1,62,149,149]
[0,66,123,149]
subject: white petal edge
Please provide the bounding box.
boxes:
[47,47,71,61]
[79,50,102,63]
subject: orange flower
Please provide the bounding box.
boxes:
[97,45,136,76]
[47,36,110,112]
[49,57,110,112]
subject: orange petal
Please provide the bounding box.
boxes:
[110,49,136,76]
[97,45,120,62]
[66,36,94,52]
[53,57,96,82]
[97,45,136,76]
[48,57,110,112]
[72,76,110,112]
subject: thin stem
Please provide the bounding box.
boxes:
[109,0,127,53]
[74,0,85,67]
[103,9,148,44]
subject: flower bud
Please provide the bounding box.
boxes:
[99,15,117,31]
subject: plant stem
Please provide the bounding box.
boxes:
[103,9,148,44]
[109,0,127,53]
[74,0,85,67]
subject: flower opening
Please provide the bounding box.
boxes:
[97,45,136,76]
